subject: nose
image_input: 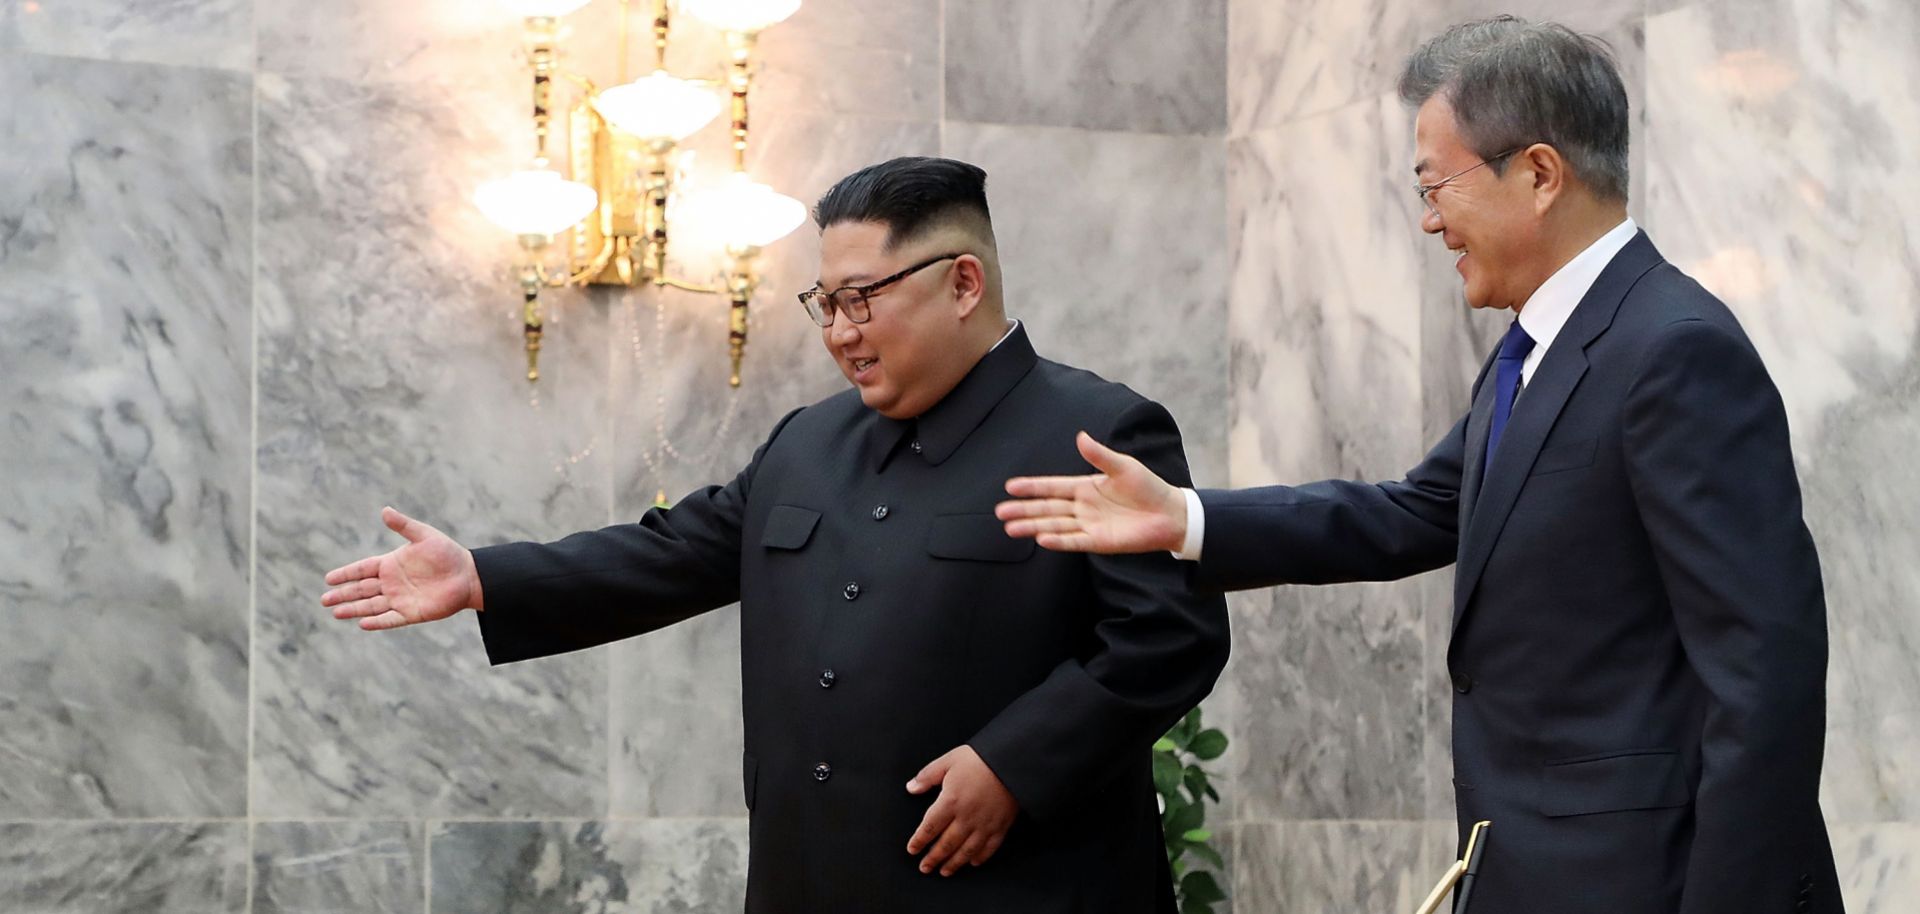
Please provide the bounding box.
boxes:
[826,310,862,347]
[1421,205,1443,235]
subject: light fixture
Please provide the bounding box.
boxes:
[477,0,808,384]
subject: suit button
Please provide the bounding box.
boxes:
[911,440,922,454]
[819,669,836,689]
[1451,672,1474,694]
[872,504,889,521]
[843,582,861,601]
[813,763,832,782]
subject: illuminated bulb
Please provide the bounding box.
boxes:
[474,168,599,238]
[675,172,807,250]
[595,70,724,143]
[679,0,802,33]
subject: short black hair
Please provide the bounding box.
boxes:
[813,157,994,250]
[1399,16,1630,201]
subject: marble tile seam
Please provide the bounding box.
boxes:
[0,44,254,76]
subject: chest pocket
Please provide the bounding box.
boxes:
[761,505,821,550]
[1530,437,1597,476]
[926,513,1035,563]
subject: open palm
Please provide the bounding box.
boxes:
[995,432,1188,555]
[322,507,480,631]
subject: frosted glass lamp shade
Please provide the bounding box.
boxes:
[676,173,807,250]
[501,0,592,17]
[475,168,599,238]
[596,70,724,143]
[680,0,802,33]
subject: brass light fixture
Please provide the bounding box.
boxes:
[474,0,807,384]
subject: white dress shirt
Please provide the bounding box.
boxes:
[1172,218,1638,561]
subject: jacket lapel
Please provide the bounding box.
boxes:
[1450,232,1664,625]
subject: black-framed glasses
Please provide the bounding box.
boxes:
[1415,147,1524,215]
[798,253,961,327]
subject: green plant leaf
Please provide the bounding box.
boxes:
[1189,729,1228,760]
[1166,798,1203,836]
[1153,737,1178,753]
[1152,750,1184,796]
[1187,842,1225,869]
[1180,870,1227,904]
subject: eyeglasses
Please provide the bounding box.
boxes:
[798,253,961,327]
[1415,147,1524,215]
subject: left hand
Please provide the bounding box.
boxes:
[905,745,1019,876]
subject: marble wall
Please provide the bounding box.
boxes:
[4,0,1915,911]
[1219,0,1920,911]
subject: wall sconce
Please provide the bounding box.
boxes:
[475,0,807,384]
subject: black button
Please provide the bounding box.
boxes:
[813,762,832,782]
[911,440,922,454]
[872,504,889,521]
[843,582,861,600]
[1451,672,1474,694]
[819,669,837,688]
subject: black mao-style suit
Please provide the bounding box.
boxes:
[470,325,1229,913]
[1194,233,1841,913]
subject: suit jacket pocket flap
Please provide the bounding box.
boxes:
[761,505,821,550]
[1530,437,1597,476]
[927,513,1035,563]
[1539,749,1690,817]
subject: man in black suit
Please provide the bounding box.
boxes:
[997,18,1840,914]
[321,156,1229,913]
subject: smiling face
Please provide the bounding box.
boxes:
[815,220,992,419]
[1414,94,1546,312]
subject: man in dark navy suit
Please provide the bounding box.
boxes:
[321,157,1228,913]
[998,17,1840,914]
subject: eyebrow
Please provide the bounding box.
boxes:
[1412,158,1431,178]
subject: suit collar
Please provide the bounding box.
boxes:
[866,322,1039,472]
[1451,231,1665,624]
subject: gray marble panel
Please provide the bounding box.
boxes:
[1834,824,1920,913]
[1227,99,1424,487]
[0,0,249,70]
[254,821,425,914]
[0,822,248,913]
[943,121,1230,485]
[945,0,1228,135]
[604,113,938,817]
[1644,0,1920,822]
[430,819,749,914]
[253,70,612,818]
[1220,581,1426,821]
[0,53,251,818]
[257,0,521,87]
[1229,0,1644,134]
[1231,819,1455,913]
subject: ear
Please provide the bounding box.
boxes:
[950,254,987,320]
[1523,143,1568,216]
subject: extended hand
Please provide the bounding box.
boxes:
[321,507,482,631]
[905,745,1019,877]
[996,431,1188,554]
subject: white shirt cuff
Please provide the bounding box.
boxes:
[1171,488,1205,561]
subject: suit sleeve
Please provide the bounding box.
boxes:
[1190,413,1467,591]
[1621,319,1830,913]
[469,408,803,665]
[966,398,1231,821]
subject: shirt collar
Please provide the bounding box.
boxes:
[867,320,1037,472]
[1516,218,1638,355]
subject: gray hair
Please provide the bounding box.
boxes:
[1399,16,1630,201]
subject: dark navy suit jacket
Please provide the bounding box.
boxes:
[1195,233,1840,914]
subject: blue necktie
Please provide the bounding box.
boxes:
[1484,320,1536,469]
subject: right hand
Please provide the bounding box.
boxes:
[995,431,1188,555]
[322,507,482,631]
